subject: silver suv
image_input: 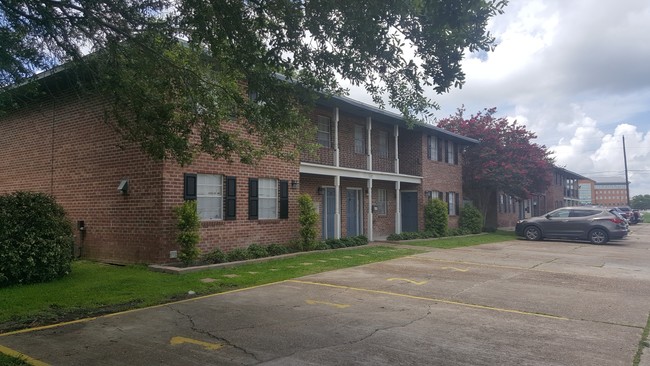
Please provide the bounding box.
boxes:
[515,207,628,244]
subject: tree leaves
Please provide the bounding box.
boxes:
[2,0,507,164]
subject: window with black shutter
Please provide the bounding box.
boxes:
[248,178,258,220]
[225,176,236,220]
[279,180,289,219]
[184,173,197,200]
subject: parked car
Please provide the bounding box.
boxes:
[608,209,630,230]
[630,209,643,224]
[515,207,628,244]
[613,206,633,220]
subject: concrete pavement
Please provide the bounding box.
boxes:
[2,225,650,365]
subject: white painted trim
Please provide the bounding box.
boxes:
[300,162,421,184]
[395,181,401,234]
[394,125,400,174]
[367,179,373,242]
[366,116,372,170]
[334,176,341,239]
[334,107,340,167]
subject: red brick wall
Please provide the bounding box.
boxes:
[338,112,368,170]
[398,128,422,176]
[420,134,463,228]
[161,145,301,256]
[0,91,166,263]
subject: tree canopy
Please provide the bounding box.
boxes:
[631,195,650,210]
[437,107,554,217]
[1,0,507,164]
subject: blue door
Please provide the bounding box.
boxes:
[322,187,336,239]
[346,189,362,237]
[401,192,418,232]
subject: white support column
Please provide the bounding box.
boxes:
[366,116,372,171]
[334,107,340,167]
[395,181,402,234]
[334,175,341,239]
[394,125,400,174]
[367,178,374,242]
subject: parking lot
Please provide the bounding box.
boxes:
[2,225,650,365]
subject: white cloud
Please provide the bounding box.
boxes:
[345,0,650,197]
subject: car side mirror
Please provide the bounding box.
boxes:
[545,214,551,219]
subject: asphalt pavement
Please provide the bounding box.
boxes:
[2,224,650,365]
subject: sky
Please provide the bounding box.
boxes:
[346,0,650,198]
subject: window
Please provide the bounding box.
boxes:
[377,189,387,215]
[446,141,456,164]
[248,178,288,220]
[317,115,331,147]
[258,178,278,219]
[447,192,459,216]
[197,174,223,220]
[378,131,389,158]
[354,124,365,154]
[427,136,438,161]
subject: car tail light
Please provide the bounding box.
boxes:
[609,218,624,224]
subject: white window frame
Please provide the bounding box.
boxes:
[354,124,365,154]
[317,115,331,147]
[447,141,455,164]
[448,192,457,216]
[258,178,278,219]
[377,188,387,215]
[428,136,438,161]
[197,174,223,220]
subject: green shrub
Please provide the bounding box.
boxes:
[173,200,200,265]
[425,198,448,237]
[267,243,290,256]
[459,204,483,234]
[226,248,251,262]
[298,194,318,250]
[313,242,330,250]
[203,248,226,264]
[247,244,269,259]
[0,191,74,286]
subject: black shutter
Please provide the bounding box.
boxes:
[279,180,289,219]
[455,192,460,216]
[184,173,197,200]
[443,140,449,163]
[437,138,444,162]
[427,136,431,160]
[225,176,236,220]
[454,143,459,165]
[248,178,258,220]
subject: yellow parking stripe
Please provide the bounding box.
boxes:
[387,278,428,285]
[0,281,286,337]
[0,344,50,366]
[288,279,568,320]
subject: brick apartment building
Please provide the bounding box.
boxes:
[0,68,476,264]
[493,166,586,228]
[591,177,629,207]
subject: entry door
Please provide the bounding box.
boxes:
[401,191,418,232]
[346,188,362,237]
[322,187,336,240]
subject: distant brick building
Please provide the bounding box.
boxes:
[492,166,586,228]
[0,68,476,263]
[591,177,629,207]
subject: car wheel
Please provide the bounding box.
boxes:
[523,226,542,241]
[589,228,609,244]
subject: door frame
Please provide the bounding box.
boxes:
[400,190,419,233]
[346,187,363,237]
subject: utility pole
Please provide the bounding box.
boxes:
[622,136,630,206]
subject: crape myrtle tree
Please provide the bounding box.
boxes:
[437,107,554,223]
[1,0,507,165]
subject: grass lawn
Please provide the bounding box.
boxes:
[0,246,421,332]
[396,230,516,248]
[0,233,522,365]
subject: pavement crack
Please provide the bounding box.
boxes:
[166,305,261,362]
[530,257,559,269]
